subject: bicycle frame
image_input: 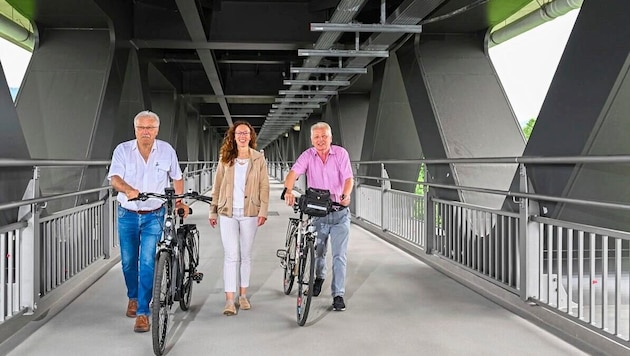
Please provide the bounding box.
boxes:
[129,188,211,355]
[277,188,345,326]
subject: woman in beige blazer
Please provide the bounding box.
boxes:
[209,121,270,315]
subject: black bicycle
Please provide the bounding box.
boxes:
[277,189,342,326]
[130,188,211,355]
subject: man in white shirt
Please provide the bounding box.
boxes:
[107,110,187,333]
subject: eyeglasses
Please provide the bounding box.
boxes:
[135,126,158,130]
[235,131,250,136]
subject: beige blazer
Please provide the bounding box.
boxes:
[209,148,270,219]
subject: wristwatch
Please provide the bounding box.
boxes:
[341,194,347,201]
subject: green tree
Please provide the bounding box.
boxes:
[522,118,536,140]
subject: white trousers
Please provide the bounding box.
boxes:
[219,208,259,293]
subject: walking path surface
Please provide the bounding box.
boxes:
[5,181,587,356]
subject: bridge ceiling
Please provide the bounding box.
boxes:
[5,0,534,147]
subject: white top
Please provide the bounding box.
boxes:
[108,139,183,211]
[232,159,249,209]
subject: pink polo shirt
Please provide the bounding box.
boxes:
[291,145,353,202]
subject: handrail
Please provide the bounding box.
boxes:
[0,159,218,167]
[355,174,630,212]
[352,154,630,165]
[0,159,110,167]
[2,155,629,168]
[0,186,111,211]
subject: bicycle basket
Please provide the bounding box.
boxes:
[299,187,331,217]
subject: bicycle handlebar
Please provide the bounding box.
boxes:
[129,191,213,204]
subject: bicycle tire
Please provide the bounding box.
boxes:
[179,229,197,311]
[283,220,298,295]
[296,238,315,326]
[152,252,171,356]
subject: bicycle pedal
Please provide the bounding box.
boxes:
[192,272,204,282]
[276,249,287,259]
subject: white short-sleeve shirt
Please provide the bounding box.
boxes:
[107,139,183,211]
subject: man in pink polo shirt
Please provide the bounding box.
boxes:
[283,122,354,311]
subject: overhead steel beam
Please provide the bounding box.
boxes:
[298,49,389,57]
[175,0,233,127]
[290,66,367,74]
[130,39,306,51]
[310,22,423,33]
[272,103,321,109]
[275,98,329,103]
[283,79,350,86]
[279,90,338,95]
[186,95,276,104]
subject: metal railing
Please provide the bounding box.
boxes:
[269,157,630,351]
[0,159,214,330]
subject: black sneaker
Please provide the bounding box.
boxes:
[312,278,324,297]
[332,296,346,311]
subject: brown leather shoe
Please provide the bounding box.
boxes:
[126,299,137,318]
[134,315,150,333]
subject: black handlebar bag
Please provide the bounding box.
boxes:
[300,188,332,217]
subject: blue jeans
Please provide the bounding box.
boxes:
[313,208,350,297]
[117,206,165,316]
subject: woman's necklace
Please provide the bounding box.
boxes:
[236,157,249,165]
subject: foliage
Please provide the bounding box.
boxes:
[522,118,536,140]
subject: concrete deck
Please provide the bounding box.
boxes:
[3,181,586,356]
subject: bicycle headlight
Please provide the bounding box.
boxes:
[165,219,173,228]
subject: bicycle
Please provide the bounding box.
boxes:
[130,188,212,355]
[276,188,342,326]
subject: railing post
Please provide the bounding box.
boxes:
[102,190,114,259]
[519,163,540,301]
[20,167,42,314]
[424,183,435,254]
[380,163,386,231]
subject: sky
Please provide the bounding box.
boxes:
[0,10,579,125]
[488,10,579,124]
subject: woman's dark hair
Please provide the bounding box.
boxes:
[220,121,257,165]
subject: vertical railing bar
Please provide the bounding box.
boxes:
[1,232,7,321]
[502,215,507,284]
[567,228,573,315]
[578,230,584,319]
[15,230,22,314]
[556,226,563,308]
[482,211,487,275]
[507,217,513,286]
[455,205,460,263]
[538,222,543,300]
[8,230,15,313]
[601,235,608,331]
[547,224,553,304]
[589,232,596,325]
[614,238,621,336]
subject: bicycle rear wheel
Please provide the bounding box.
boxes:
[152,252,171,356]
[283,220,298,295]
[179,229,199,311]
[296,238,315,326]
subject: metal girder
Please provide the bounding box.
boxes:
[175,0,233,127]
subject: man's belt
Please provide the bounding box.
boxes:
[126,206,163,214]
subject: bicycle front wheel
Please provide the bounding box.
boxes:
[296,238,315,326]
[152,252,171,356]
[283,220,298,295]
[179,230,198,311]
